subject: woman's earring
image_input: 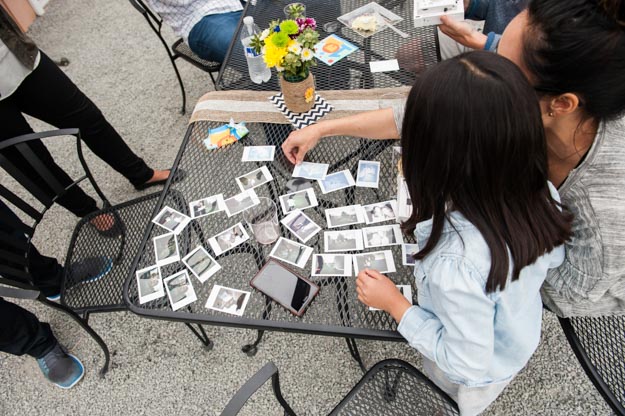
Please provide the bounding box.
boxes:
[548,111,554,117]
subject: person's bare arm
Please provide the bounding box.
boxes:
[438,15,488,50]
[281,108,399,165]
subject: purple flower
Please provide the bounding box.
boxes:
[296,17,317,32]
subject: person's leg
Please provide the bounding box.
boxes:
[10,51,155,187]
[0,298,56,357]
[0,98,99,217]
[188,10,242,63]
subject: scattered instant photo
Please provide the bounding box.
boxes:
[353,250,397,274]
[279,188,318,214]
[182,246,221,283]
[189,194,224,219]
[370,285,412,311]
[136,265,165,304]
[324,230,364,252]
[292,161,329,180]
[402,244,420,266]
[318,170,355,194]
[208,222,250,256]
[163,270,197,311]
[206,285,251,317]
[224,189,260,217]
[325,205,365,228]
[363,200,398,225]
[397,175,413,221]
[356,160,381,188]
[311,254,353,276]
[242,146,275,162]
[269,237,314,268]
[281,210,321,243]
[153,232,180,266]
[235,165,273,192]
[362,224,404,248]
[152,206,192,235]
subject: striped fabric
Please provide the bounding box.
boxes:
[144,0,244,41]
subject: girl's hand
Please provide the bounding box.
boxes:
[438,16,488,50]
[356,269,412,322]
[281,124,322,165]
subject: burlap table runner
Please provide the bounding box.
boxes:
[189,87,409,125]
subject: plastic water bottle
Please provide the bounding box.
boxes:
[241,16,271,84]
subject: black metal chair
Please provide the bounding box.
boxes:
[128,0,222,114]
[220,359,459,416]
[0,128,167,376]
[559,316,625,415]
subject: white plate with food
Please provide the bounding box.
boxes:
[337,2,403,38]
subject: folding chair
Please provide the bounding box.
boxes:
[128,0,222,114]
[220,359,459,415]
[559,316,625,415]
[0,128,168,376]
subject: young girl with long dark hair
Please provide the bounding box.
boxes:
[355,51,572,415]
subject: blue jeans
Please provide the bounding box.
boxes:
[187,10,242,63]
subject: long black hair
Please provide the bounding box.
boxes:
[524,0,625,122]
[400,51,572,292]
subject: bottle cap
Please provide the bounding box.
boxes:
[243,16,254,26]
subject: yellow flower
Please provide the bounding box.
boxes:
[300,48,314,61]
[305,87,314,103]
[263,42,287,68]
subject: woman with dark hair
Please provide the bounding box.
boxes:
[356,51,572,415]
[286,0,625,318]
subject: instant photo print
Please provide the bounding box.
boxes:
[362,224,404,248]
[269,237,314,269]
[279,188,318,214]
[206,285,251,316]
[153,232,180,266]
[356,160,380,188]
[224,189,260,217]
[163,270,197,311]
[402,244,420,266]
[136,265,165,304]
[182,246,221,283]
[352,250,397,274]
[311,254,353,276]
[281,210,322,243]
[242,146,275,162]
[152,206,191,235]
[324,230,364,252]
[325,205,365,228]
[292,161,329,180]
[189,194,224,219]
[318,170,355,194]
[208,223,250,256]
[235,166,273,192]
[363,200,398,225]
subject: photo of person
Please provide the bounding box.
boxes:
[235,166,273,191]
[402,244,420,266]
[153,233,180,266]
[152,206,191,234]
[208,223,250,256]
[182,246,221,283]
[352,250,396,274]
[362,224,403,248]
[318,170,355,194]
[356,160,380,188]
[189,195,224,219]
[224,189,260,217]
[363,200,398,224]
[269,237,313,268]
[206,285,251,317]
[281,210,321,243]
[136,266,165,304]
[242,146,275,162]
[324,230,364,252]
[279,188,318,214]
[163,271,197,311]
[292,161,329,180]
[312,254,352,276]
[325,205,365,228]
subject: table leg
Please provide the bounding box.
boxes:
[184,322,214,351]
[345,337,367,373]
[241,330,265,357]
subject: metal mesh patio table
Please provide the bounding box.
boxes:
[216,0,440,91]
[125,120,415,369]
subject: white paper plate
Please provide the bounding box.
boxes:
[337,2,403,38]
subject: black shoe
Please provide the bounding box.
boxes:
[134,168,186,191]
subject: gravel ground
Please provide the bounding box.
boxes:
[0,1,613,415]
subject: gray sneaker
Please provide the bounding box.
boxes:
[36,343,84,389]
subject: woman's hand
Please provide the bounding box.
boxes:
[438,16,488,50]
[281,124,323,165]
[356,269,412,322]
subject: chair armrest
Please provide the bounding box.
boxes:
[0,285,40,300]
[128,0,146,15]
[0,128,79,152]
[220,362,280,416]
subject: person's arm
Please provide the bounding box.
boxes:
[438,15,489,50]
[281,107,400,165]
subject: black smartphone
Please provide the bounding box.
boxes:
[250,260,319,316]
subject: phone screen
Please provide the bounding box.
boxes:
[251,261,318,315]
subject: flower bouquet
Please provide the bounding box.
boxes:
[251,17,320,112]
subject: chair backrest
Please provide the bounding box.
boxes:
[330,359,459,416]
[128,0,173,55]
[0,129,107,291]
[559,316,625,415]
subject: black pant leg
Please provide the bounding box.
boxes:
[0,298,56,358]
[0,94,99,217]
[10,51,153,186]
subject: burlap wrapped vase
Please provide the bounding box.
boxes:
[279,72,315,113]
